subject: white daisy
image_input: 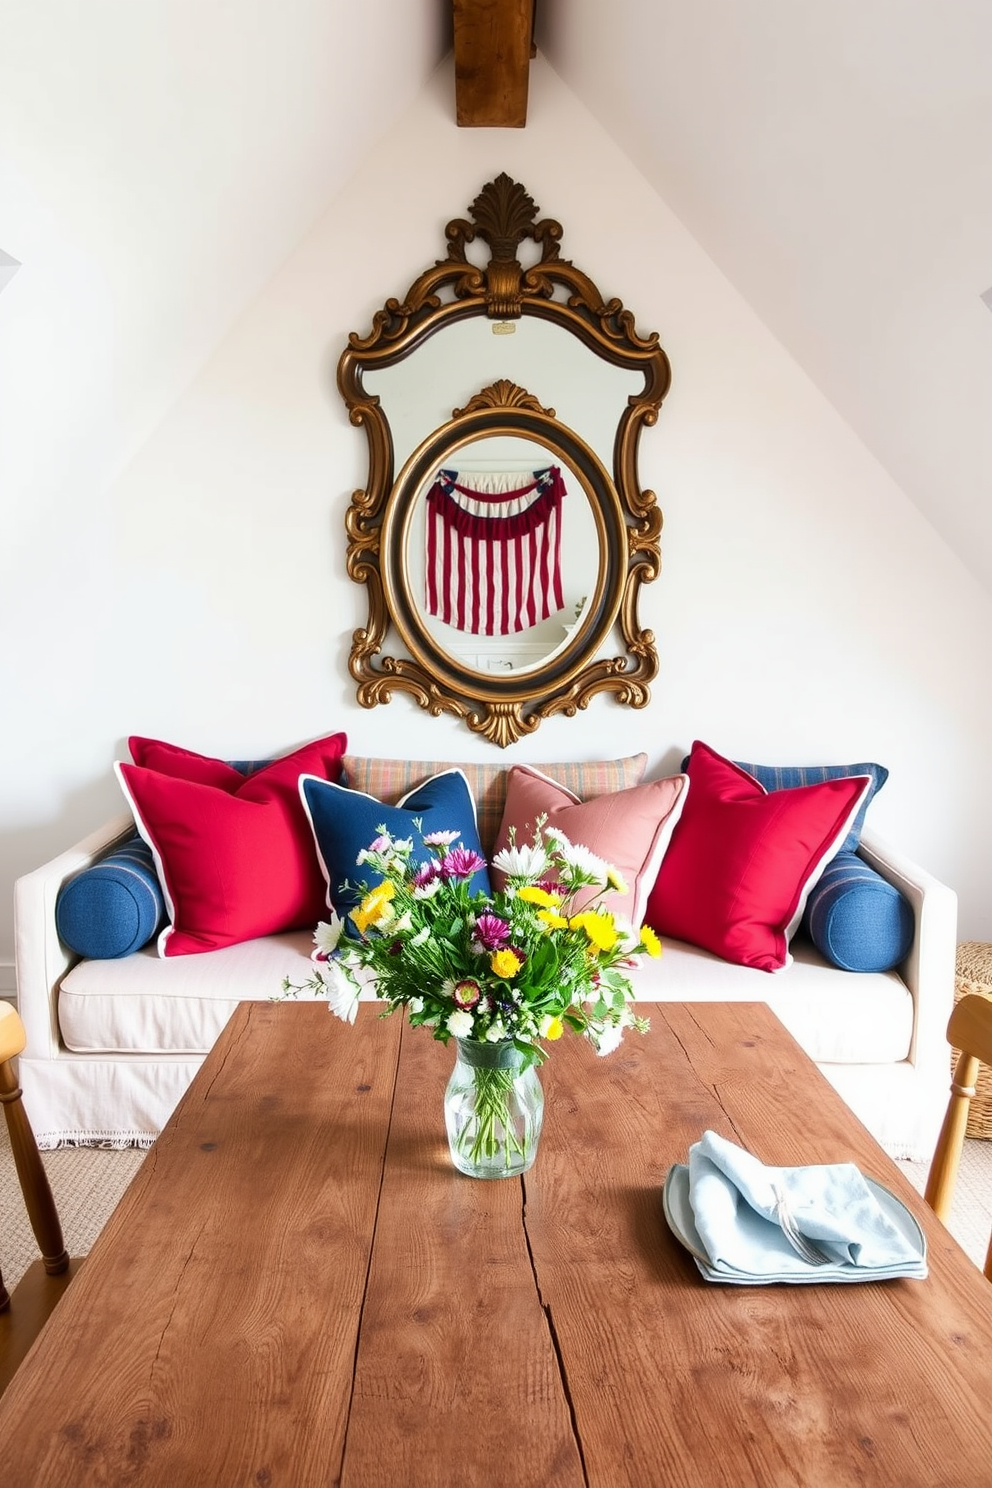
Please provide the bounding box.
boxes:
[588,1021,624,1057]
[446,1009,474,1038]
[312,914,345,958]
[491,842,550,880]
[321,963,361,1025]
[556,838,608,885]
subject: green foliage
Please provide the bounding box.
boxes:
[282,821,661,1059]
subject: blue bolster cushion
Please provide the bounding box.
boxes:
[55,832,165,959]
[802,851,914,973]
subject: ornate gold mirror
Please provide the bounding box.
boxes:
[337,175,671,747]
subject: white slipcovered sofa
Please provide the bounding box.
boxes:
[14,787,957,1160]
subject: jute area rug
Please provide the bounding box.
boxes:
[2,1128,145,1292]
[2,1126,991,1292]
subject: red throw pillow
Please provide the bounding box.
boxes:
[645,741,871,972]
[127,735,250,790]
[115,732,346,956]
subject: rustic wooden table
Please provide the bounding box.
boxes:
[1,1000,990,1486]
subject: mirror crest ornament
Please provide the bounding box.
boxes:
[337,174,671,747]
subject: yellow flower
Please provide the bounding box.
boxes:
[606,866,629,895]
[640,925,662,958]
[350,880,396,934]
[490,948,523,979]
[536,909,569,931]
[517,884,562,908]
[570,910,619,953]
[541,1015,564,1040]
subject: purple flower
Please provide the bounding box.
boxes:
[412,860,440,889]
[440,847,487,881]
[473,912,511,950]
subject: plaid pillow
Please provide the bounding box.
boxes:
[340,754,647,856]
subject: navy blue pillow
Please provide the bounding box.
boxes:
[300,768,491,922]
[56,832,165,959]
[802,851,914,973]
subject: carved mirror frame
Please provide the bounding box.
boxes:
[337,174,672,747]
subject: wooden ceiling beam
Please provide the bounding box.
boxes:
[453,0,535,128]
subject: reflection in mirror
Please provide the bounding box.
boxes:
[403,434,601,676]
[365,317,642,486]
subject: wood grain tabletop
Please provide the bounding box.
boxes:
[1,999,990,1486]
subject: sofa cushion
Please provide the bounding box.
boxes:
[115,731,347,956]
[803,851,915,972]
[629,936,914,1064]
[681,752,910,971]
[490,765,687,925]
[56,747,276,960]
[58,931,321,1053]
[300,768,491,923]
[647,741,872,973]
[340,753,647,857]
[55,925,913,1065]
[55,833,165,959]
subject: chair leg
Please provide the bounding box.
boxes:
[924,1051,978,1223]
[0,1059,69,1275]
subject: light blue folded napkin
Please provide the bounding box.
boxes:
[682,1130,927,1283]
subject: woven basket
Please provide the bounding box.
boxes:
[952,941,992,1140]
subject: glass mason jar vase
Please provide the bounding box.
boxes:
[444,1038,544,1179]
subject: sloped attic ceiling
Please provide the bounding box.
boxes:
[4,2,989,598]
[537,0,992,592]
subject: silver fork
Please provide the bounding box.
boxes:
[771,1184,832,1267]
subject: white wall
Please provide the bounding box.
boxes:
[4,53,992,981]
[0,0,447,991]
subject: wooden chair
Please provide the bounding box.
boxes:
[924,992,992,1281]
[1,1001,80,1397]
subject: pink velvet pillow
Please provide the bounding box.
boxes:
[491,765,688,926]
[115,732,346,956]
[645,741,872,972]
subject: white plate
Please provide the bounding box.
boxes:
[663,1164,927,1282]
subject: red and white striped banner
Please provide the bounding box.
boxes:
[424,466,566,635]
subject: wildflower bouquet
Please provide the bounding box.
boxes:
[282,819,659,1176]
